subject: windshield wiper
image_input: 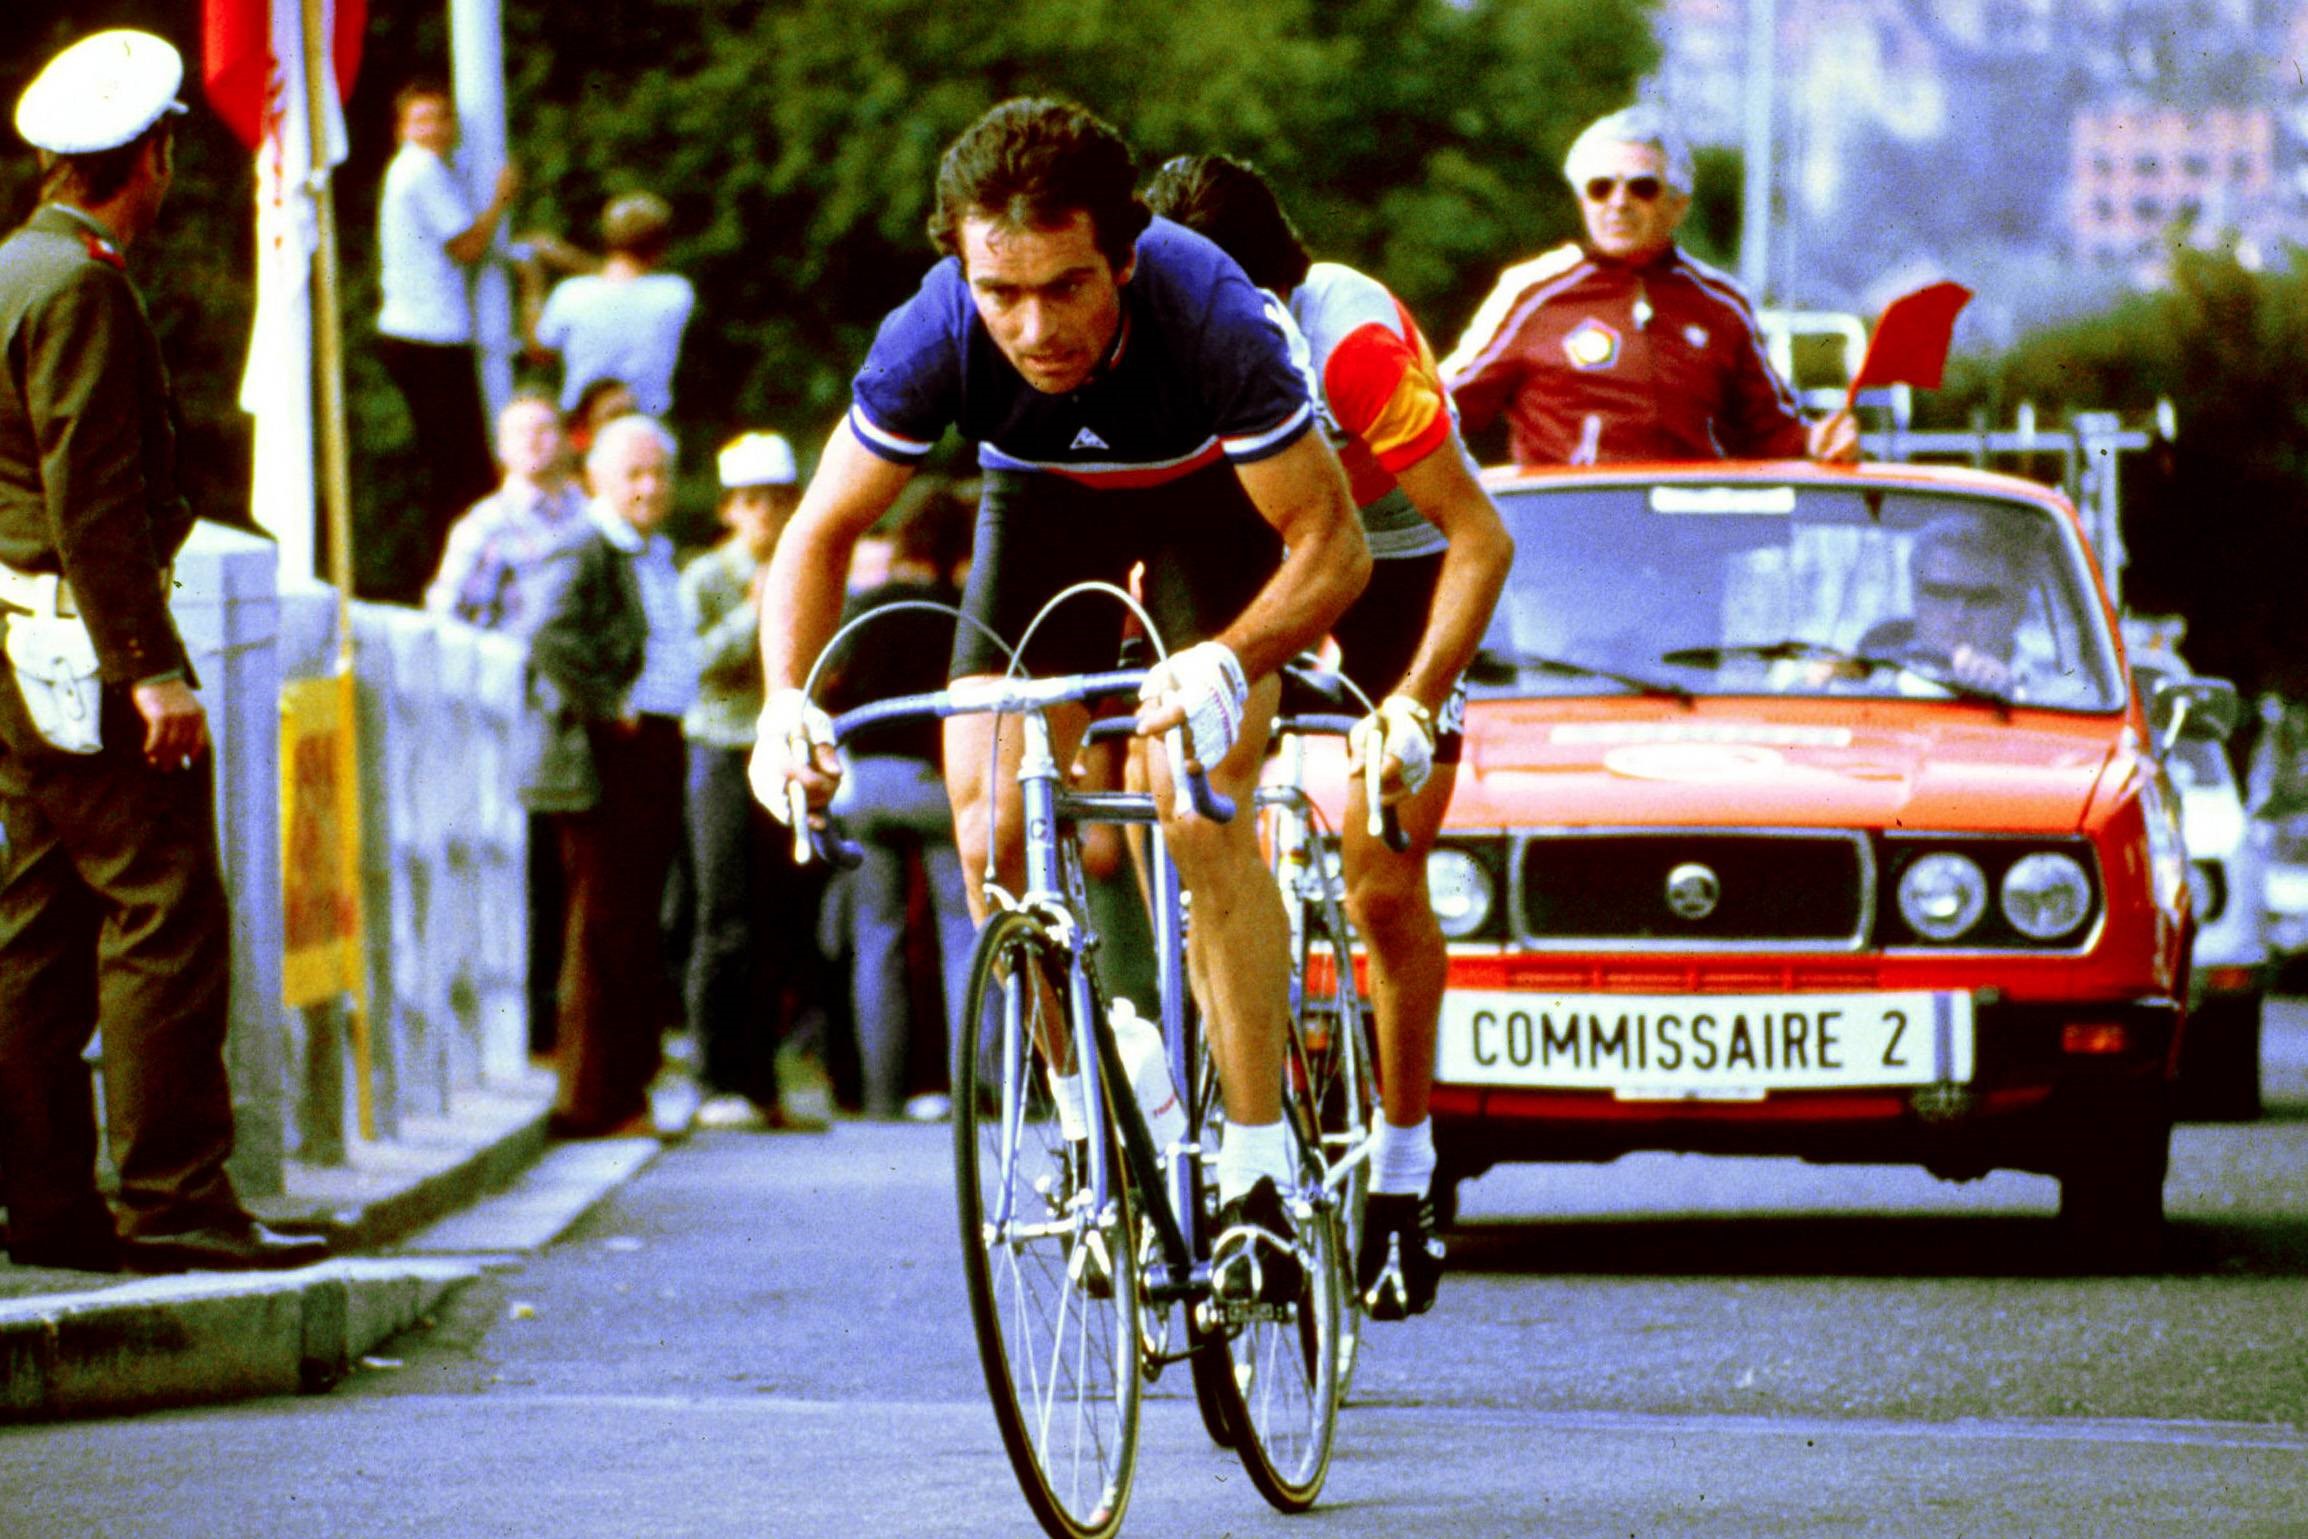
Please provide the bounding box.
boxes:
[1658,639,2013,714]
[1470,647,1695,704]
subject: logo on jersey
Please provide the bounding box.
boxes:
[1070,427,1111,452]
[1563,319,1621,371]
[1683,324,1710,349]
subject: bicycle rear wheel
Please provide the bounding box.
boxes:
[955,909,1141,1539]
[1297,893,1376,1397]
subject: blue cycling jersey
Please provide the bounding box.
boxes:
[849,217,1314,487]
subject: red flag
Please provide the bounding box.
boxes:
[1846,280,1973,406]
[202,0,365,151]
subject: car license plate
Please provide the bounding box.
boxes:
[1435,990,1973,1097]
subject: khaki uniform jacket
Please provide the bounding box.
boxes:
[0,204,193,684]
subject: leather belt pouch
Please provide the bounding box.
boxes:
[4,613,103,753]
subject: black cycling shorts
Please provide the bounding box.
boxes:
[949,462,1283,681]
[1327,550,1466,764]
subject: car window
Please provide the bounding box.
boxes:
[1473,481,2125,712]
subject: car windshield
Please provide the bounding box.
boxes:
[1471,479,2125,712]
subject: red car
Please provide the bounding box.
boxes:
[1349,459,2237,1268]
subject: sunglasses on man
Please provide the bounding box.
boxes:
[1583,175,1664,203]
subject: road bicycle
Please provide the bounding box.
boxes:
[804,645,1345,1539]
[1255,663,1391,1397]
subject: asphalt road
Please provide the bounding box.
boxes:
[6,1010,2307,1537]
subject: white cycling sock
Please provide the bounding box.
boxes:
[1216,1118,1293,1206]
[1370,1115,1436,1197]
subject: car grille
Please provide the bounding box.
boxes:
[1517,832,1869,947]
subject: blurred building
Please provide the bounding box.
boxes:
[1649,0,2308,319]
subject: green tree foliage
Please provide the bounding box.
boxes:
[6,1,1657,559]
[501,0,1658,456]
[1939,246,2308,696]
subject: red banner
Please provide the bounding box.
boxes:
[202,0,365,151]
[1847,281,1973,403]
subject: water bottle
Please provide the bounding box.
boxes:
[1110,999,1186,1155]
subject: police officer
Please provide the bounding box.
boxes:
[0,31,327,1273]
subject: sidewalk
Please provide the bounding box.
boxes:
[0,1067,675,1424]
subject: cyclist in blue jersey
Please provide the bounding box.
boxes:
[749,99,1370,1302]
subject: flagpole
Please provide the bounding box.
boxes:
[301,0,374,1140]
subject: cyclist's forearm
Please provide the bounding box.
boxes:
[1220,519,1370,682]
[759,422,915,693]
[1396,514,1512,712]
[1392,444,1514,711]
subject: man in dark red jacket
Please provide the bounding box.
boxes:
[1442,105,1857,468]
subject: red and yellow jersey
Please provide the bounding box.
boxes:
[1289,262,1455,559]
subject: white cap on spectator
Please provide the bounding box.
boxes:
[16,31,188,156]
[718,432,798,489]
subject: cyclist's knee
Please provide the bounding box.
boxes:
[1348,865,1437,946]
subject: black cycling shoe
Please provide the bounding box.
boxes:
[1357,1191,1445,1321]
[1211,1177,1304,1309]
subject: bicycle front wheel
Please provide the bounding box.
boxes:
[1298,894,1376,1398]
[955,908,1141,1539]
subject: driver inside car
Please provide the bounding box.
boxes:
[1860,519,2035,696]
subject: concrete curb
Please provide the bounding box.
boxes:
[0,1068,693,1425]
[0,1258,476,1423]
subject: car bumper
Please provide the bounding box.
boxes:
[1433,994,2179,1180]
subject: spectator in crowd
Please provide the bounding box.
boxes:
[423,390,589,634]
[1,30,328,1273]
[565,377,637,472]
[374,79,520,602]
[679,432,833,1133]
[423,389,590,1057]
[522,415,697,1138]
[522,191,696,421]
[818,480,977,1122]
[1440,103,1856,469]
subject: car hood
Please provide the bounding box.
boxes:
[1433,700,2126,833]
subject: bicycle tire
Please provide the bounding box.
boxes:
[955,909,1141,1539]
[1195,1023,1343,1511]
[1297,893,1376,1399]
[1213,1094,1342,1512]
[1182,1006,1246,1452]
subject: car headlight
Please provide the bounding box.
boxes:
[2187,859,2227,923]
[1897,852,1988,941]
[1427,848,1495,939]
[2001,851,2094,940]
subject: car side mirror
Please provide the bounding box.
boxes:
[2149,675,2242,748]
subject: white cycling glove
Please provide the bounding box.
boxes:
[1139,641,1249,771]
[748,688,837,846]
[1349,694,1435,833]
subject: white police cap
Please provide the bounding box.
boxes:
[718,432,798,489]
[16,30,189,157]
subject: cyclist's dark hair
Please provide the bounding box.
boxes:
[1141,154,1310,297]
[39,118,173,207]
[929,98,1151,273]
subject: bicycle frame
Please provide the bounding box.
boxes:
[822,673,1226,1305]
